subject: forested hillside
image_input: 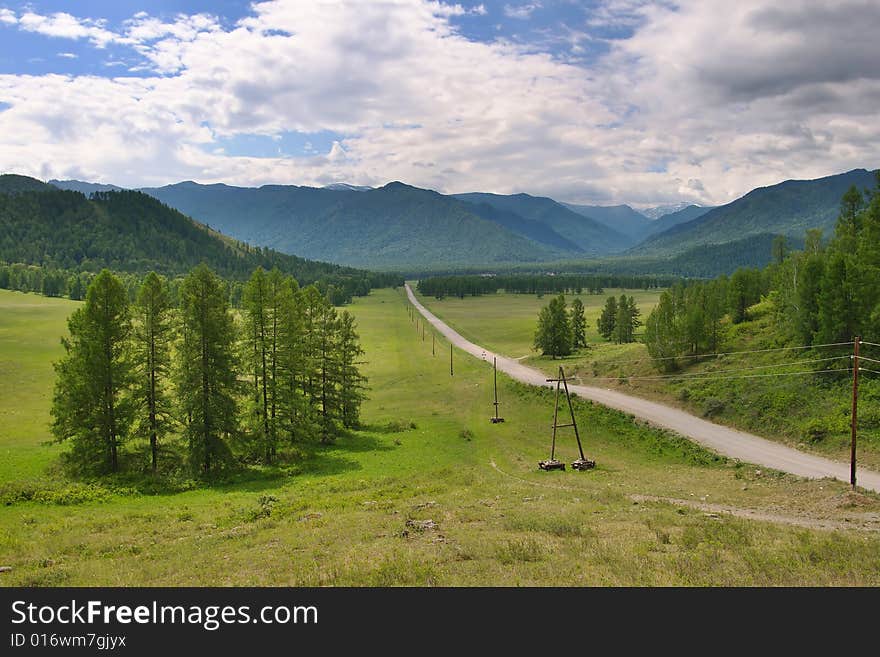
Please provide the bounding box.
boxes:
[633,169,878,256]
[144,181,577,269]
[0,177,400,302]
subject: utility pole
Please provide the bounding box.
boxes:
[432,333,435,356]
[851,336,860,489]
[490,357,504,423]
[450,344,453,377]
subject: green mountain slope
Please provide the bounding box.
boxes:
[562,202,651,243]
[0,174,55,194]
[632,169,878,256]
[0,178,391,292]
[143,181,574,270]
[453,192,629,254]
[645,204,713,236]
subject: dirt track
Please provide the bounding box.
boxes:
[405,284,880,494]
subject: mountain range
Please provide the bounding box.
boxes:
[34,166,880,275]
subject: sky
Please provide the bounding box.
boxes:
[0,0,877,207]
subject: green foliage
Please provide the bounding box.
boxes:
[570,298,587,349]
[597,296,617,340]
[132,272,174,472]
[176,265,240,474]
[51,270,135,474]
[534,294,572,358]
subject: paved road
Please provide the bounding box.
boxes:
[405,284,880,493]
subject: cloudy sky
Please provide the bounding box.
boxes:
[0,0,877,207]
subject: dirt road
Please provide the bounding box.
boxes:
[405,284,880,493]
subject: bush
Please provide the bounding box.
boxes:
[702,397,725,418]
[803,419,829,444]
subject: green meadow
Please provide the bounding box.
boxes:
[1,287,879,586]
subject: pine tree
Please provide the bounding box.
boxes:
[337,310,367,428]
[176,264,239,474]
[315,296,341,442]
[51,269,134,474]
[534,294,572,358]
[569,298,587,349]
[133,272,173,473]
[597,296,617,340]
[644,289,682,372]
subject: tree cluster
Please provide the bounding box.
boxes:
[533,294,589,358]
[597,295,642,344]
[51,265,367,476]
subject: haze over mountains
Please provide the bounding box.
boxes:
[38,167,880,274]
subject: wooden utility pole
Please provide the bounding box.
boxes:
[490,357,504,423]
[851,336,860,489]
[422,323,425,341]
[450,344,453,376]
[432,334,435,356]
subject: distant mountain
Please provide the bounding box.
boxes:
[638,201,693,220]
[561,203,651,243]
[0,176,391,296]
[0,174,55,194]
[453,192,629,254]
[143,181,574,270]
[49,179,125,195]
[322,182,372,192]
[645,204,713,237]
[631,169,878,256]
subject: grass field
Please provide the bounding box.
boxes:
[415,288,880,469]
[1,287,880,586]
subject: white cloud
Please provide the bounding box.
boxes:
[17,11,118,48]
[0,0,877,206]
[0,8,17,25]
[57,52,78,59]
[504,3,541,20]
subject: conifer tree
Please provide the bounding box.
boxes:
[51,269,134,473]
[597,296,617,340]
[176,264,238,474]
[534,294,572,358]
[133,272,173,473]
[570,298,587,349]
[337,310,367,428]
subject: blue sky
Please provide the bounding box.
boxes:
[0,1,876,205]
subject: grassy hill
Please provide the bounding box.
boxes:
[632,169,878,256]
[1,288,879,585]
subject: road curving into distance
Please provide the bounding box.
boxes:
[405,284,880,493]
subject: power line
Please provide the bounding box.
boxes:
[861,341,880,348]
[588,355,848,380]
[592,341,855,366]
[859,368,880,375]
[855,355,880,365]
[585,368,845,383]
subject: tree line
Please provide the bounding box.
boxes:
[642,174,880,370]
[51,264,367,476]
[0,260,396,307]
[417,273,675,299]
